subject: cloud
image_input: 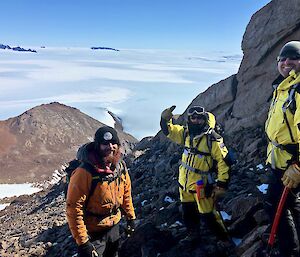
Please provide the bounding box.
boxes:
[0,58,193,84]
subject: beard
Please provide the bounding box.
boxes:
[188,123,207,136]
[100,146,122,167]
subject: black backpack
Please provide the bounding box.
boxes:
[64,160,99,199]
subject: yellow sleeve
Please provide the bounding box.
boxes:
[66,168,91,245]
[294,93,300,161]
[166,119,185,145]
[211,139,230,183]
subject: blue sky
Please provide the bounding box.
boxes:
[1,0,271,52]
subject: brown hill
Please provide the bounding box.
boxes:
[0,102,137,183]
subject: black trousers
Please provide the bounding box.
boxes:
[264,169,300,256]
[89,224,120,257]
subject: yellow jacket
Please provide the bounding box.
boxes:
[265,70,300,170]
[166,113,230,192]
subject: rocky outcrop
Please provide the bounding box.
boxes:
[91,46,119,51]
[182,0,300,135]
[0,102,137,183]
[0,44,37,53]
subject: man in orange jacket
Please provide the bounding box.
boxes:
[66,126,136,257]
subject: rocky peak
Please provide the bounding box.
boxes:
[0,102,137,183]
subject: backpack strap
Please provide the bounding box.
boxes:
[79,162,100,206]
[282,83,300,142]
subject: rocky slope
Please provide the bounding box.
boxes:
[0,102,137,183]
[0,0,299,256]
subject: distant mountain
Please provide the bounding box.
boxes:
[0,44,37,53]
[0,102,137,183]
[91,46,119,51]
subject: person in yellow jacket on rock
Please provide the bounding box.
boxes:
[66,126,136,257]
[264,41,300,257]
[160,105,231,245]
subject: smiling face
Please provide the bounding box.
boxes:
[99,142,118,158]
[278,57,300,78]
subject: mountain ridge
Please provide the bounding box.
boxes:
[0,102,137,183]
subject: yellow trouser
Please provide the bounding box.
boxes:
[179,187,226,231]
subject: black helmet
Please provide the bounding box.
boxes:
[94,126,120,150]
[277,41,300,61]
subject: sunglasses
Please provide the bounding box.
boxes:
[190,115,205,121]
[187,106,205,116]
[277,56,300,62]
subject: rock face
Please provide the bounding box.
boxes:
[0,102,137,183]
[184,0,300,134]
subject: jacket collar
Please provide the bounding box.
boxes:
[273,70,300,91]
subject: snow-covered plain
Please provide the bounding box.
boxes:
[0,47,241,139]
[0,183,41,210]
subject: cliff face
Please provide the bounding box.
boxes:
[0,102,137,183]
[187,0,300,133]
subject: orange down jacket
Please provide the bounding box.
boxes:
[66,146,135,245]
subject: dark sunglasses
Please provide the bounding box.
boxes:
[277,56,300,62]
[187,106,205,116]
[190,115,205,120]
[102,140,118,145]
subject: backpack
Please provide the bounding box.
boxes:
[64,159,127,202]
[281,83,300,143]
[64,160,99,200]
[183,127,236,167]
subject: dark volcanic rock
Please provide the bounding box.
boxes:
[0,44,37,53]
[91,46,119,51]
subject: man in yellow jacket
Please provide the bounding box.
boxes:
[66,126,136,257]
[160,105,231,244]
[265,41,300,257]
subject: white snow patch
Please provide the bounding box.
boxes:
[257,184,269,194]
[141,200,148,206]
[0,203,10,211]
[169,221,183,228]
[232,237,242,246]
[0,184,41,199]
[256,164,264,170]
[220,211,232,221]
[164,196,175,203]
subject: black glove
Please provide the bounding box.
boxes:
[126,219,136,237]
[78,241,98,257]
[161,105,176,121]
